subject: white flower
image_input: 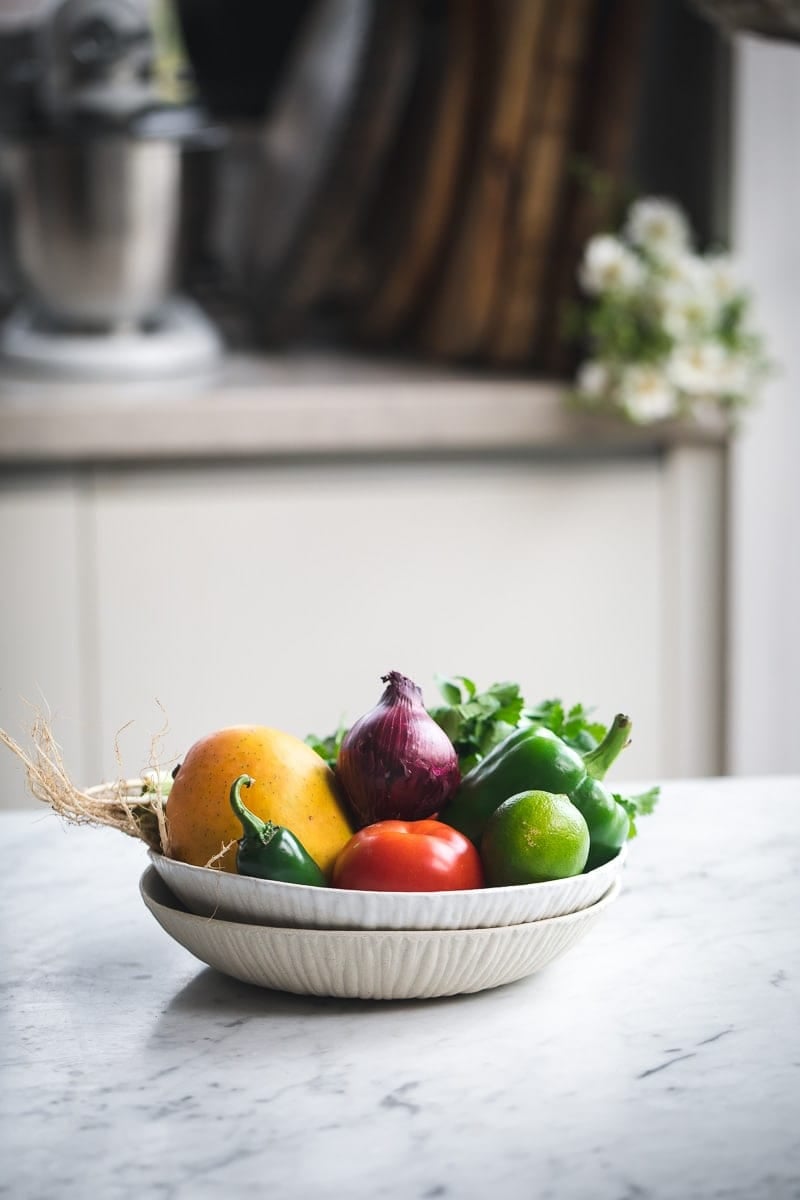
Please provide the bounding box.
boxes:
[571,196,765,428]
[703,351,755,400]
[658,251,709,289]
[715,354,752,397]
[625,198,691,259]
[667,342,729,396]
[619,364,678,424]
[579,235,643,296]
[654,269,717,340]
[575,360,611,402]
[704,254,740,306]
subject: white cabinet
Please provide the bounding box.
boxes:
[91,458,666,782]
[0,442,726,807]
[0,473,87,803]
[728,36,800,774]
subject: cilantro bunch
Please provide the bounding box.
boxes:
[427,676,659,837]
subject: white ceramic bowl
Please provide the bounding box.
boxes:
[139,866,622,1000]
[148,845,625,931]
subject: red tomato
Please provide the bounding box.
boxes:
[331,819,484,892]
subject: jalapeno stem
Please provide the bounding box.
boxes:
[230,774,276,844]
[583,714,632,780]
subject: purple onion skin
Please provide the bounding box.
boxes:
[337,671,461,827]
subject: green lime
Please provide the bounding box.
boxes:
[480,789,590,886]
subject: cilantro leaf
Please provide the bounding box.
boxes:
[428,679,610,771]
[613,785,660,840]
[434,674,478,705]
[428,680,525,771]
[304,722,348,770]
[523,698,606,753]
[632,785,660,816]
[525,698,565,733]
[436,679,464,706]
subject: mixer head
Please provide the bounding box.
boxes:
[36,0,158,123]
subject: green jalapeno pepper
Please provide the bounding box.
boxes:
[229,774,327,886]
[438,715,632,867]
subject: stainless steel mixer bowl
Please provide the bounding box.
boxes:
[2,136,181,329]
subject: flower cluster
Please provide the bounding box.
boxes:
[572,198,769,426]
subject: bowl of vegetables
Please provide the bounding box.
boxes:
[139,865,623,1000]
[2,668,656,998]
[147,672,651,938]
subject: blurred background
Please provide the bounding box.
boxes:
[0,0,797,803]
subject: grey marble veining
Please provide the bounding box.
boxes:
[1,777,799,1200]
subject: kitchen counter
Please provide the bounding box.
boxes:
[2,775,797,1199]
[0,350,726,464]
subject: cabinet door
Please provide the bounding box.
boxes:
[0,473,87,807]
[728,36,800,775]
[90,459,664,785]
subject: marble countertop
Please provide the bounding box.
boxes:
[2,775,798,1199]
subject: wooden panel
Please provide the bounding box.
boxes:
[0,473,88,807]
[90,459,665,787]
[486,0,594,363]
[419,0,550,358]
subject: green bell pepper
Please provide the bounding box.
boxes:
[229,774,327,886]
[570,716,632,868]
[438,715,632,867]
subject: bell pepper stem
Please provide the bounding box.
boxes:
[583,714,632,780]
[230,774,274,842]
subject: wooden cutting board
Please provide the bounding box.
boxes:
[416,0,551,361]
[484,0,596,365]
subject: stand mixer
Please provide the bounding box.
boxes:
[0,0,222,378]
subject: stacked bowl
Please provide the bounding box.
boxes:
[140,846,625,1000]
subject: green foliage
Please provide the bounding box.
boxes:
[614,786,661,839]
[428,677,525,774]
[523,699,607,753]
[430,680,615,769]
[586,293,672,365]
[304,723,348,771]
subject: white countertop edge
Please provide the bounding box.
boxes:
[0,351,729,464]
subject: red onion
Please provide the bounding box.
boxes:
[337,672,461,826]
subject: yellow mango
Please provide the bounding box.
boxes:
[165,725,353,876]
